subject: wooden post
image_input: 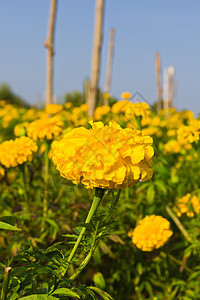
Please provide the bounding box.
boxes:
[163,68,169,112]
[88,0,105,117]
[168,66,174,108]
[155,52,162,113]
[104,28,115,105]
[44,0,58,107]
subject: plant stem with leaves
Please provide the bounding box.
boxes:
[43,141,50,218]
[19,163,29,213]
[1,267,12,300]
[68,189,121,281]
[63,187,105,276]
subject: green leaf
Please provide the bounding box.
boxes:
[0,216,16,226]
[89,287,114,300]
[63,234,78,238]
[146,184,155,204]
[20,295,57,300]
[0,221,21,231]
[154,180,167,195]
[51,288,80,298]
[93,272,106,290]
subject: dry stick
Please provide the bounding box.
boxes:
[155,52,162,113]
[104,28,115,106]
[165,205,192,244]
[44,0,58,107]
[88,0,105,117]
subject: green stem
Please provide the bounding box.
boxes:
[160,251,192,274]
[69,221,100,281]
[19,164,29,212]
[63,188,104,276]
[136,116,142,130]
[1,267,12,300]
[43,141,49,218]
[165,205,192,243]
[167,254,192,274]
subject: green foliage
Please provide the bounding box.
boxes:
[64,91,85,107]
[0,83,30,108]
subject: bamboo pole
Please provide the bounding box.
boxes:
[104,28,115,105]
[88,0,105,117]
[44,0,58,107]
[155,52,162,113]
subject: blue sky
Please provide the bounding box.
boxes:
[0,0,200,112]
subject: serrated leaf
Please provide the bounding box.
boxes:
[51,288,80,298]
[0,221,21,231]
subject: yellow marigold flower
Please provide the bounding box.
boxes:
[0,166,5,179]
[64,102,73,109]
[21,108,43,121]
[121,91,132,100]
[131,215,173,251]
[167,129,176,137]
[27,116,64,141]
[174,193,200,217]
[151,116,161,126]
[80,103,88,112]
[0,100,6,106]
[141,116,152,127]
[103,93,110,99]
[94,105,111,120]
[111,100,132,114]
[52,121,154,189]
[45,104,63,115]
[177,125,200,144]
[0,137,38,168]
[163,140,181,154]
[125,102,151,118]
[180,110,194,121]
[14,122,28,137]
[142,127,162,137]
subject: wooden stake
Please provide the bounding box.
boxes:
[155,52,162,113]
[88,0,105,117]
[104,28,115,105]
[44,0,58,107]
[168,66,174,108]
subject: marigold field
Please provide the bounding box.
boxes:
[1,98,200,299]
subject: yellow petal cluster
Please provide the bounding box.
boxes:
[94,105,111,120]
[45,104,63,115]
[163,140,181,154]
[52,121,154,189]
[14,122,29,137]
[27,116,64,141]
[174,193,200,217]
[0,136,38,168]
[125,102,151,118]
[177,125,200,144]
[131,215,173,251]
[121,91,132,99]
[0,166,5,179]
